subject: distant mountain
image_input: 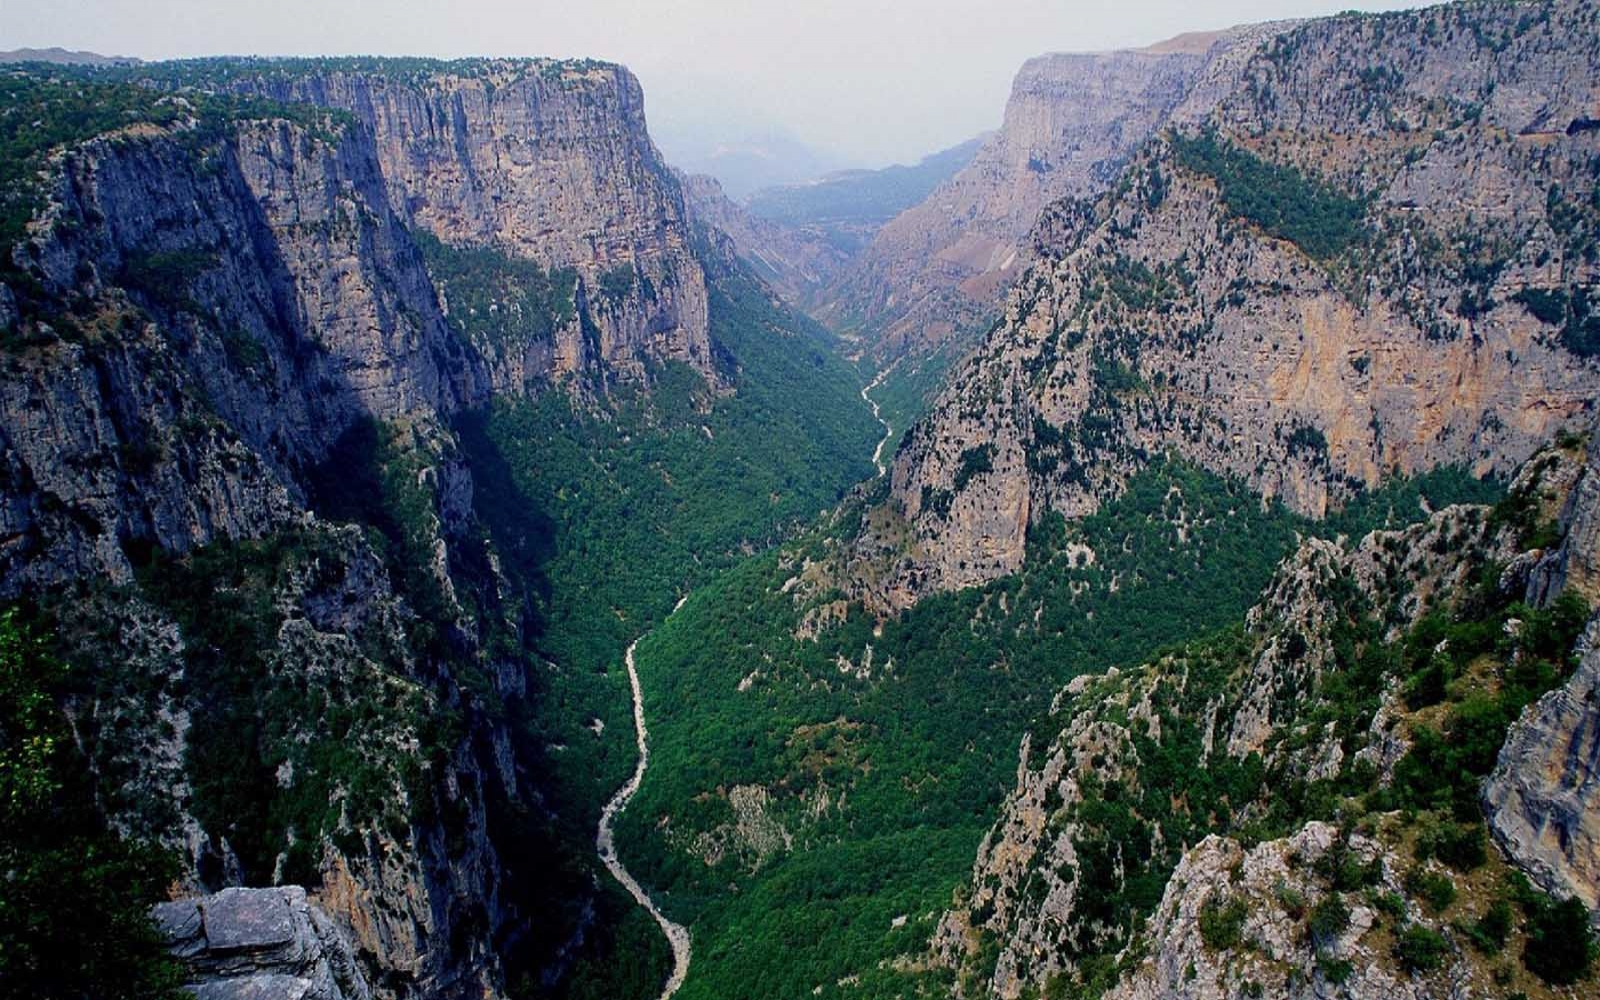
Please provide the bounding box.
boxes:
[655,126,848,200]
[745,135,985,230]
[0,47,142,66]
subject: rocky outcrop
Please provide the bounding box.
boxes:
[872,0,1600,608]
[1485,632,1600,922]
[932,439,1600,999]
[156,887,372,1000]
[814,25,1283,359]
[223,60,714,386]
[0,98,534,999]
[1105,826,1443,1000]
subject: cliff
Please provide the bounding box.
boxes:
[209,58,715,388]
[0,79,573,1000]
[870,0,1600,608]
[813,25,1284,358]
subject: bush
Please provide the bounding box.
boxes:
[1199,895,1250,951]
[1368,889,1408,919]
[1523,895,1596,985]
[1464,898,1513,955]
[1419,821,1488,872]
[1395,924,1451,973]
[1310,894,1352,944]
[1406,868,1457,913]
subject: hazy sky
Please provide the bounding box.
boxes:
[7,0,1429,167]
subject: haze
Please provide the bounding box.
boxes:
[6,0,1428,169]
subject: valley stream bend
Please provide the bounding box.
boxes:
[597,367,894,997]
[596,598,692,1000]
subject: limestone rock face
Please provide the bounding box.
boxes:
[0,115,474,597]
[1,108,531,998]
[156,887,372,1000]
[876,0,1600,609]
[934,448,1593,992]
[1484,630,1600,920]
[816,25,1284,358]
[233,62,715,386]
[1105,827,1437,1000]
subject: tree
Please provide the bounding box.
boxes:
[0,609,185,1000]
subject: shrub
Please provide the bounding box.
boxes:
[1368,889,1408,919]
[1395,924,1451,973]
[1199,895,1249,951]
[1523,895,1596,985]
[1406,867,1457,913]
[1464,898,1513,954]
[1310,894,1352,944]
[1419,821,1488,871]
[1317,954,1354,985]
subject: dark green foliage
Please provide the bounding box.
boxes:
[1309,894,1351,944]
[1522,895,1596,985]
[618,460,1378,999]
[0,610,185,1000]
[1199,895,1249,950]
[1318,954,1354,985]
[1417,820,1486,871]
[1395,924,1451,973]
[1315,839,1384,892]
[1514,288,1569,326]
[1170,130,1367,259]
[134,528,443,885]
[1369,890,1408,919]
[116,249,219,312]
[597,263,639,305]
[416,232,576,349]
[1286,424,1329,460]
[952,444,995,492]
[1324,466,1503,539]
[1392,589,1587,816]
[1464,898,1514,955]
[1512,286,1600,358]
[452,258,877,997]
[1405,868,1457,914]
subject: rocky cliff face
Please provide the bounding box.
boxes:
[0,89,557,1000]
[934,436,1600,999]
[869,0,1600,609]
[223,59,714,388]
[814,25,1282,359]
[2,111,476,596]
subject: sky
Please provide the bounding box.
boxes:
[6,0,1430,168]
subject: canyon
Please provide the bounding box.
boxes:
[3,2,1600,1000]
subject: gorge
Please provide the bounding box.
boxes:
[2,3,1600,1000]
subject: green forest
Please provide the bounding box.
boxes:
[447,257,879,997]
[615,459,1502,999]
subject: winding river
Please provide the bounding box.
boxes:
[597,367,896,996]
[596,598,692,999]
[861,363,896,477]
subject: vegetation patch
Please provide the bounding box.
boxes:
[1170,129,1368,259]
